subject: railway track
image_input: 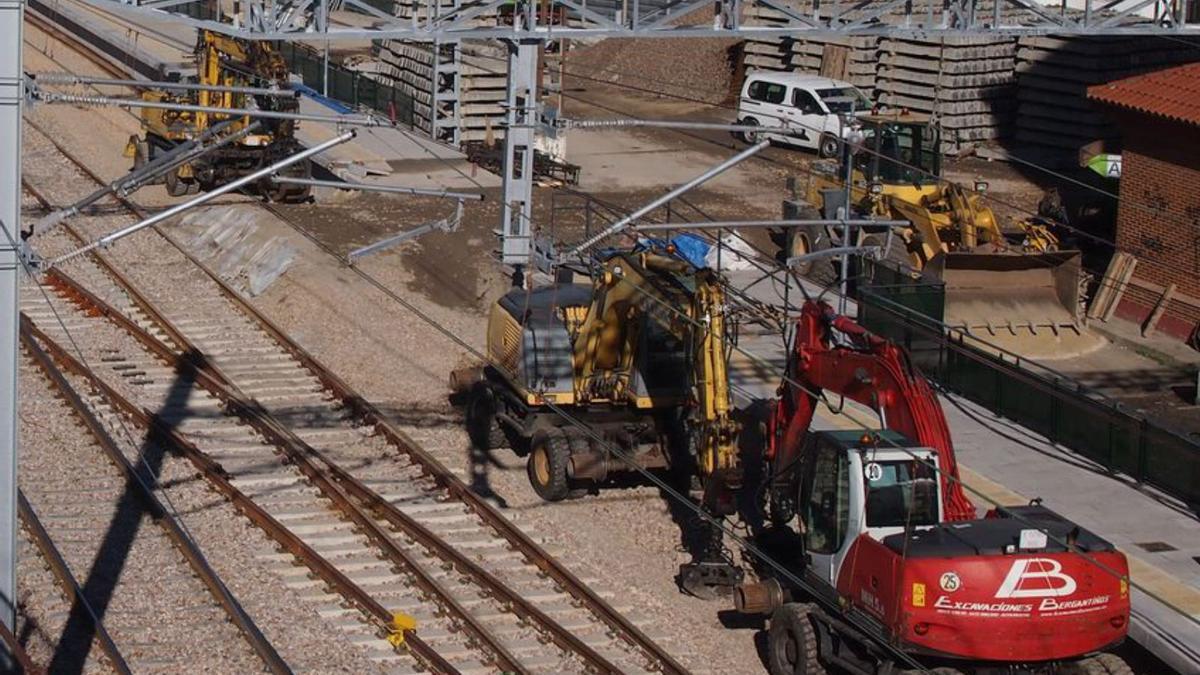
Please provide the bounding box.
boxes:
[21,94,686,674]
[16,326,286,674]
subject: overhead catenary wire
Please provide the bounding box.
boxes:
[1,219,294,671]
[30,30,1190,653]
[259,209,933,671]
[255,103,1198,628]
[461,49,1182,258]
[265,158,1199,658]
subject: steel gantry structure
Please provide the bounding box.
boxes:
[1,0,1199,661]
[64,0,1200,38]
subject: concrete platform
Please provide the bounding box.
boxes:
[723,265,1200,674]
[30,0,498,191]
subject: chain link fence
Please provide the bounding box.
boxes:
[277,42,415,126]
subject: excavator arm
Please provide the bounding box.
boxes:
[767,300,975,521]
[572,251,739,478]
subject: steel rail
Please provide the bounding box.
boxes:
[33,153,531,669]
[36,92,384,127]
[34,72,298,98]
[29,149,525,670]
[41,264,624,675]
[16,492,131,675]
[0,618,39,674]
[192,200,693,675]
[19,316,460,675]
[40,264,522,671]
[18,323,293,675]
[26,115,690,675]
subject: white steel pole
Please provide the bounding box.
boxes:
[0,0,22,641]
[564,139,771,260]
[51,131,356,266]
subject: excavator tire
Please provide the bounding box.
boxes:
[767,603,827,675]
[465,382,507,450]
[786,226,837,288]
[564,433,592,499]
[164,168,189,197]
[862,233,911,270]
[130,136,150,171]
[527,429,571,502]
[1062,653,1133,675]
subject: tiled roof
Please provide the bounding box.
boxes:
[1087,62,1200,128]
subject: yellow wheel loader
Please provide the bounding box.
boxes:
[124,30,311,201]
[464,246,744,595]
[780,111,1094,357]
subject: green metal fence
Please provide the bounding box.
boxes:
[277,43,415,127]
[858,258,1200,507]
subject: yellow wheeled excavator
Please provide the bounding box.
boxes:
[124,30,311,201]
[463,245,744,595]
[779,110,1089,356]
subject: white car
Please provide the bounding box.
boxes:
[735,72,872,157]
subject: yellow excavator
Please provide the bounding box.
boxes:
[124,30,311,201]
[462,246,743,595]
[780,110,1088,355]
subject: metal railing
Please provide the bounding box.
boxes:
[858,259,1200,507]
[277,43,415,126]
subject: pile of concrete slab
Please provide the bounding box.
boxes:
[743,32,880,98]
[1013,35,1200,154]
[875,36,1017,156]
[740,5,1200,159]
[373,0,510,147]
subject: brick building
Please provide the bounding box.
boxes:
[1088,63,1200,343]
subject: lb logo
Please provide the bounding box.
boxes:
[939,572,961,592]
[995,558,1078,598]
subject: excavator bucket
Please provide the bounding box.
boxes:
[925,250,1104,359]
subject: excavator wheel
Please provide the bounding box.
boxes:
[767,603,827,675]
[268,157,313,203]
[164,168,189,197]
[1062,653,1133,675]
[787,226,837,288]
[862,233,912,270]
[465,382,507,450]
[130,136,150,171]
[564,433,591,499]
[527,429,572,502]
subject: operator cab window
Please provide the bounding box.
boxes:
[804,442,849,554]
[747,80,787,105]
[871,123,940,185]
[863,459,938,528]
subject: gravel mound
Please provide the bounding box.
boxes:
[568,37,741,105]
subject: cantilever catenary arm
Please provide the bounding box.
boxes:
[562,140,771,261]
[47,131,356,268]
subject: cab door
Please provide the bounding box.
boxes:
[800,440,857,584]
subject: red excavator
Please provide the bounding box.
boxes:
[736,300,1132,675]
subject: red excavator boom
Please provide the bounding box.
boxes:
[767,300,975,521]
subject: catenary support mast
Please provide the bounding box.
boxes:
[0,0,22,650]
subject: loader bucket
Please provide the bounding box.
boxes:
[925,250,1105,359]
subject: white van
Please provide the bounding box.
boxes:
[735,73,872,157]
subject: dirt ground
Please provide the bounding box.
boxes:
[19,26,1197,674]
